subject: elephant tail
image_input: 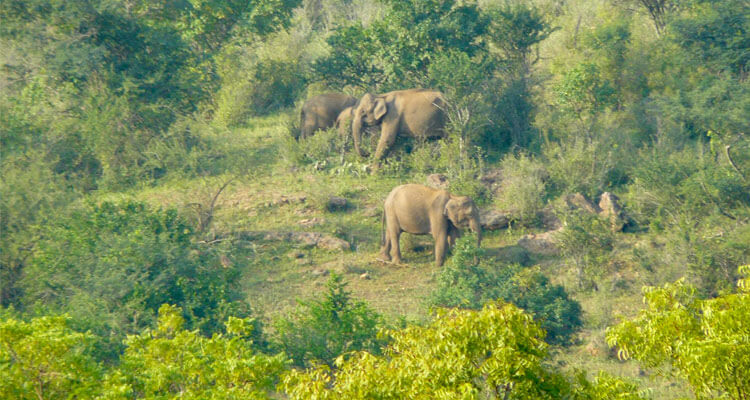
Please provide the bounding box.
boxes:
[380,209,386,247]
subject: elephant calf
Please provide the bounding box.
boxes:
[298,93,357,140]
[380,184,481,267]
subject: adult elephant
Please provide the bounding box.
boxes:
[298,93,357,140]
[352,89,447,160]
[380,184,481,267]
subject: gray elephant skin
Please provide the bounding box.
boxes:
[299,93,357,139]
[335,106,355,138]
[380,184,481,267]
[352,89,447,160]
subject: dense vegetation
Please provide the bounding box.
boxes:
[1,0,748,398]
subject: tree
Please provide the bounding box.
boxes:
[0,314,104,400]
[607,265,750,399]
[274,274,383,368]
[102,304,287,399]
[282,301,645,399]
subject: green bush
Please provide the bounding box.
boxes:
[430,235,582,345]
[20,201,250,355]
[556,210,616,289]
[495,153,548,222]
[274,274,384,368]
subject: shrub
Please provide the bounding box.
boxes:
[556,210,616,289]
[430,235,582,345]
[495,153,548,222]
[274,274,384,368]
[20,201,250,355]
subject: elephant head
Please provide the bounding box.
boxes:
[444,195,482,248]
[352,93,387,157]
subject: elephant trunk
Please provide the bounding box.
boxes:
[469,216,482,248]
[352,113,366,157]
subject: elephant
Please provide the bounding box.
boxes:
[335,106,355,138]
[352,89,447,160]
[298,93,357,140]
[379,184,481,267]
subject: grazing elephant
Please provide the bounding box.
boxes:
[380,184,481,267]
[335,106,355,138]
[299,93,357,140]
[352,89,447,160]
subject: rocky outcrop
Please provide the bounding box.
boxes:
[517,228,562,256]
[326,196,349,211]
[598,192,624,232]
[479,209,511,230]
[238,231,350,251]
[563,193,600,214]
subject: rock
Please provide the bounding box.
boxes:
[426,173,449,189]
[479,209,510,230]
[317,235,351,251]
[480,168,503,194]
[563,193,600,214]
[517,228,562,255]
[267,194,307,207]
[598,192,624,232]
[291,232,323,248]
[311,268,329,277]
[362,206,380,218]
[289,251,305,259]
[298,217,324,227]
[327,196,349,211]
[538,207,562,230]
[359,272,371,280]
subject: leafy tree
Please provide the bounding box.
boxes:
[0,314,104,400]
[274,273,384,368]
[314,0,489,90]
[103,304,287,399]
[282,302,643,399]
[20,201,249,354]
[607,265,750,399]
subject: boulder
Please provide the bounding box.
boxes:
[598,192,624,232]
[267,194,307,207]
[362,206,380,218]
[298,217,324,227]
[316,235,351,251]
[426,173,450,189]
[517,228,562,256]
[479,209,510,230]
[538,207,562,230]
[563,193,600,214]
[326,196,349,211]
[480,168,503,195]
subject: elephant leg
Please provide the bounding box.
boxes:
[434,233,448,267]
[387,228,402,264]
[447,225,460,248]
[373,123,399,160]
[379,229,392,262]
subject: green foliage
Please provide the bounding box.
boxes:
[314,0,489,90]
[0,314,104,400]
[431,235,582,345]
[274,274,384,368]
[607,266,750,399]
[495,153,548,222]
[104,304,287,399]
[282,301,569,399]
[556,210,616,288]
[20,201,249,352]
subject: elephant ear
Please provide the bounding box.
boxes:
[443,199,458,220]
[373,97,387,121]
